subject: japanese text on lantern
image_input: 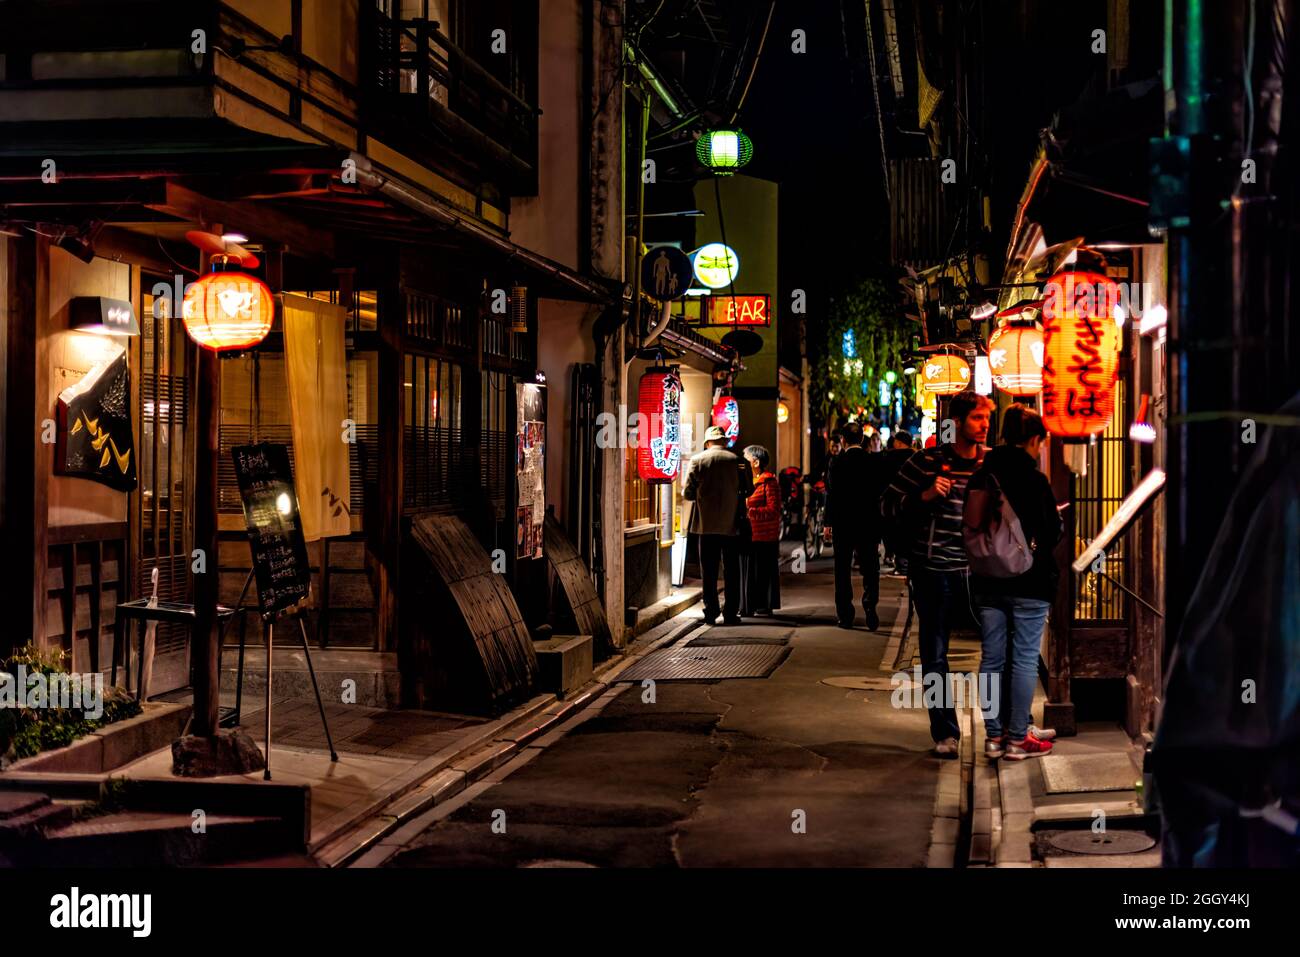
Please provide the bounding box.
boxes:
[1040,271,1121,439]
[638,370,682,483]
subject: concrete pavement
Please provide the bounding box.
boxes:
[380,554,948,868]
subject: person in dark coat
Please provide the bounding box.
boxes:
[683,425,750,625]
[966,404,1063,762]
[879,429,915,575]
[825,421,887,630]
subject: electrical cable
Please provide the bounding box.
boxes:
[728,1,776,125]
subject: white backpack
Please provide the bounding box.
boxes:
[962,472,1034,578]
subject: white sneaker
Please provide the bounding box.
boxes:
[1028,724,1057,741]
[934,737,960,759]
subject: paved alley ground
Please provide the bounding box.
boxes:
[384,553,945,868]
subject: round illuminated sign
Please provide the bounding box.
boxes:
[692,243,740,289]
[777,401,790,424]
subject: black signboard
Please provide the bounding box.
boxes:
[231,443,312,620]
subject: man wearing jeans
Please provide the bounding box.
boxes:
[883,391,992,757]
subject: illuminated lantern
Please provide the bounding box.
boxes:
[920,353,971,395]
[182,268,275,351]
[1040,270,1123,440]
[637,368,683,483]
[776,400,790,424]
[696,128,753,175]
[712,394,740,448]
[987,325,1044,396]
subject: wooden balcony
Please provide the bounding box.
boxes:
[360,8,539,194]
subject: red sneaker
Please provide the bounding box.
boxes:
[1004,733,1053,760]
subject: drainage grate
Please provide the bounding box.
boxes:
[1047,829,1156,855]
[619,644,791,681]
[685,636,789,647]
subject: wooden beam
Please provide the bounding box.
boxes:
[146,181,335,260]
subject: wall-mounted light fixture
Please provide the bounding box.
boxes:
[70,296,139,336]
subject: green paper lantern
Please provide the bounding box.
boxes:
[697,128,753,175]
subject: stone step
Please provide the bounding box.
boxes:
[533,635,593,700]
[12,810,295,867]
[0,800,78,837]
[0,790,51,820]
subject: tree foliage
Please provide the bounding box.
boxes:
[809,277,912,429]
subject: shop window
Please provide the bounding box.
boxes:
[218,290,377,520]
[481,369,511,520]
[134,278,191,668]
[1072,377,1129,621]
[403,354,465,511]
[624,443,654,528]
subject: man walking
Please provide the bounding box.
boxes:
[825,421,885,630]
[879,429,915,577]
[883,391,993,758]
[684,425,748,625]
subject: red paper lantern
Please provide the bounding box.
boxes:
[182,269,275,351]
[637,368,682,483]
[920,354,971,395]
[987,325,1044,396]
[1040,270,1122,440]
[712,394,740,447]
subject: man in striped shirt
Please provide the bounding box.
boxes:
[882,391,993,758]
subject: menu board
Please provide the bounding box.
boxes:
[231,443,312,620]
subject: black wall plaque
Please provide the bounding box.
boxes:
[231,443,311,620]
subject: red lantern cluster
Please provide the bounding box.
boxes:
[182,270,275,351]
[712,394,740,448]
[1040,270,1122,440]
[637,369,683,483]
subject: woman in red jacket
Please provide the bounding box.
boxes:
[744,445,782,615]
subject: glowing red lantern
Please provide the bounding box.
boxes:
[987,325,1044,396]
[637,368,682,483]
[712,394,740,447]
[182,268,275,351]
[920,353,971,395]
[1040,270,1122,440]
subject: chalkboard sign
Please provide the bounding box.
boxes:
[231,443,312,620]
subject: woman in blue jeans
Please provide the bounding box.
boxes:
[967,405,1063,760]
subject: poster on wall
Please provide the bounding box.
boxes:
[516,382,546,559]
[55,344,137,491]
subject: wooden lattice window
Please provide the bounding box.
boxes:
[1072,377,1129,621]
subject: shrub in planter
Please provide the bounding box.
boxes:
[0,643,142,766]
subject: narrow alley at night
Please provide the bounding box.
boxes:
[0,0,1296,941]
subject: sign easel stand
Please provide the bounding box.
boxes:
[262,600,339,781]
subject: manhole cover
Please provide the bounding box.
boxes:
[1047,830,1156,855]
[619,644,790,681]
[821,675,919,691]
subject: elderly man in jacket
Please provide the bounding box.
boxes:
[684,425,751,625]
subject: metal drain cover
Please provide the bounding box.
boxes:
[1048,830,1156,855]
[620,644,790,681]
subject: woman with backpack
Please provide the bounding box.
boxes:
[963,405,1063,761]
